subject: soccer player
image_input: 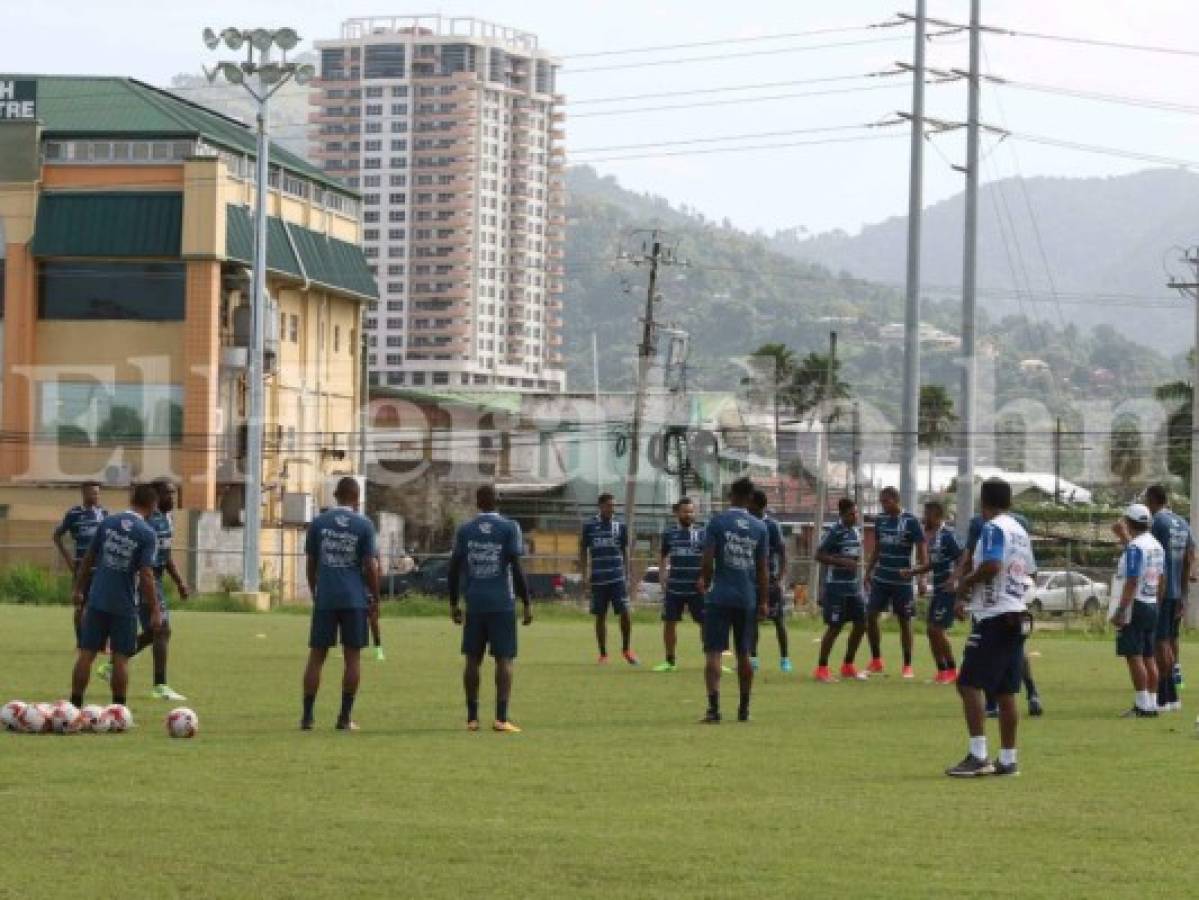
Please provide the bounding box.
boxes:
[813,497,869,682]
[747,489,792,673]
[946,478,1036,777]
[53,481,107,645]
[1110,504,1165,718]
[579,493,638,664]
[448,485,533,733]
[698,477,768,724]
[126,479,189,700]
[1145,484,1193,711]
[301,477,380,732]
[68,483,161,711]
[863,486,927,678]
[653,498,705,672]
[901,500,963,683]
[959,512,1043,716]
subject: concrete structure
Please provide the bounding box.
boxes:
[0,75,376,589]
[311,15,567,393]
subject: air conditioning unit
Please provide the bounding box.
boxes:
[104,464,133,487]
[281,492,315,525]
[321,475,366,511]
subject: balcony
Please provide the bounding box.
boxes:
[551,110,566,123]
[410,285,471,301]
[550,128,566,141]
[547,297,563,310]
[412,301,471,316]
[547,246,565,260]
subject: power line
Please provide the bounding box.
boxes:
[569,82,908,118]
[569,72,884,105]
[559,23,882,59]
[924,16,1199,60]
[571,122,883,154]
[569,132,906,163]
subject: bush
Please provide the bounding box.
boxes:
[0,563,74,605]
[186,593,262,613]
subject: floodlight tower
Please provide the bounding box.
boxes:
[202,27,315,594]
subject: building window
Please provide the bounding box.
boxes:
[289,314,299,343]
[411,372,426,385]
[38,262,185,321]
[386,372,404,385]
[334,325,341,353]
[432,372,450,385]
[385,354,403,366]
[39,381,183,443]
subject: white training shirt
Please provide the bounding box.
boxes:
[1116,531,1165,607]
[968,513,1036,620]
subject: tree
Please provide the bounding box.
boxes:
[1109,415,1144,491]
[789,350,852,423]
[1155,357,1193,496]
[918,385,958,494]
[745,343,799,468]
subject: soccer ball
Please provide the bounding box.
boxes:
[49,701,82,734]
[17,702,50,734]
[79,705,107,733]
[166,707,199,739]
[101,704,134,733]
[1,701,26,732]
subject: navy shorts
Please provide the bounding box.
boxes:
[869,582,915,619]
[927,591,956,630]
[590,582,629,616]
[462,610,517,659]
[662,593,703,623]
[959,613,1027,695]
[79,607,138,657]
[310,607,369,650]
[138,576,169,632]
[822,587,865,626]
[703,604,754,655]
[1155,597,1181,642]
[1116,601,1157,658]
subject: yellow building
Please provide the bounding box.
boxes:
[0,75,377,588]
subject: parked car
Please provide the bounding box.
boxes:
[636,566,663,604]
[381,558,566,600]
[1028,570,1109,616]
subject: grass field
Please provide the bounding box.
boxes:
[2,603,1197,899]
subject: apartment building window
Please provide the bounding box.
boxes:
[388,211,406,223]
[365,140,382,152]
[362,212,379,224]
[365,44,406,79]
[390,121,407,134]
[365,86,383,98]
[363,247,379,258]
[388,230,406,242]
[389,157,407,168]
[389,193,406,204]
[432,372,450,386]
[387,265,404,276]
[365,122,382,134]
[364,158,381,170]
[391,103,408,116]
[363,229,379,241]
[386,372,404,385]
[386,282,404,293]
[386,318,403,329]
[411,373,426,385]
[391,139,408,151]
[365,318,377,329]
[368,354,377,367]
[365,104,383,116]
[390,175,407,186]
[363,193,380,205]
[384,354,402,366]
[391,86,408,97]
[387,247,404,258]
[386,336,402,348]
[386,300,404,311]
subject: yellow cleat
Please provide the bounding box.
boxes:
[492,720,522,734]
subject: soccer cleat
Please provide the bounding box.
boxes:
[493,720,522,734]
[300,719,314,731]
[699,709,721,724]
[839,663,868,681]
[622,650,640,666]
[335,719,360,731]
[96,660,113,683]
[151,684,186,701]
[1174,664,1184,689]
[1028,696,1044,717]
[942,669,958,684]
[466,720,480,732]
[737,708,751,723]
[902,665,915,680]
[812,666,837,684]
[597,654,610,665]
[373,646,386,662]
[985,705,999,719]
[1120,707,1158,718]
[779,658,794,674]
[945,754,995,777]
[992,760,1020,777]
[750,657,760,671]
[866,658,885,675]
[652,661,677,673]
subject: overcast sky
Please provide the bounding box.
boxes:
[6,1,1199,235]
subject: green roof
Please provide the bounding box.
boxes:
[226,204,377,302]
[369,387,525,416]
[3,74,352,198]
[31,192,182,257]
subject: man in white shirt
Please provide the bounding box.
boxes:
[1110,504,1165,718]
[946,479,1036,778]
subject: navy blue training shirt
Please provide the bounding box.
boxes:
[305,507,378,610]
[704,507,767,610]
[872,512,925,585]
[764,515,784,582]
[85,512,158,617]
[451,512,523,613]
[928,525,963,595]
[147,510,174,576]
[1151,509,1193,601]
[580,516,627,587]
[661,522,704,599]
[56,504,107,562]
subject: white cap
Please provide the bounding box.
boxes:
[1124,503,1152,526]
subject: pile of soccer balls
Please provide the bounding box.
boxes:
[1,701,198,738]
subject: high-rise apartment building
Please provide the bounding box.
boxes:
[312,16,567,392]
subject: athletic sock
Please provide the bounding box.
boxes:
[902,649,912,667]
[666,655,676,666]
[338,692,355,722]
[998,748,1017,766]
[819,651,830,667]
[466,699,479,722]
[154,667,166,687]
[113,694,126,707]
[1136,690,1151,711]
[969,736,988,760]
[70,693,83,708]
[738,692,750,716]
[707,691,719,714]
[496,699,509,723]
[302,694,316,722]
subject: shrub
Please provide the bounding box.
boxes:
[0,563,73,605]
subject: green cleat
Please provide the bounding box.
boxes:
[373,646,386,662]
[151,684,186,701]
[96,660,113,683]
[651,661,677,673]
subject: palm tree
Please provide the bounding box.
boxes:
[918,385,958,494]
[745,343,799,469]
[790,350,852,423]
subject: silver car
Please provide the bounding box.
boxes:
[1028,570,1109,616]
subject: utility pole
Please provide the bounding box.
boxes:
[1053,416,1062,504]
[620,231,680,580]
[899,0,927,513]
[592,331,602,495]
[852,399,863,508]
[955,0,982,538]
[809,331,838,602]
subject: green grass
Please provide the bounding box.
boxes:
[2,605,1198,899]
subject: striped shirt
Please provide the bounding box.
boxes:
[928,525,963,595]
[872,512,925,585]
[1151,509,1193,601]
[660,522,704,599]
[580,516,627,587]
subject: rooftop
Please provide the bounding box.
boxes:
[1,74,356,199]
[335,15,543,52]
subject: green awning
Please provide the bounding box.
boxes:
[225,205,377,302]
[31,192,182,258]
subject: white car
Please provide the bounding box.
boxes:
[636,566,663,604]
[1028,571,1109,616]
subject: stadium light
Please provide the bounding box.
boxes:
[201,26,308,596]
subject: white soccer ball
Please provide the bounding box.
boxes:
[1,701,26,732]
[166,707,198,739]
[101,704,133,733]
[79,705,107,733]
[17,702,49,734]
[49,701,82,734]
